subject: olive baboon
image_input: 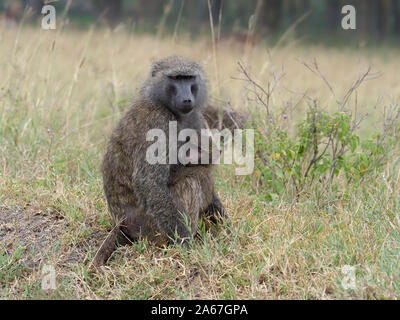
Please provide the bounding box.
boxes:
[94,56,231,266]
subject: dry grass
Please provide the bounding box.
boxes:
[0,24,399,299]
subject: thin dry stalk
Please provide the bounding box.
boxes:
[244,0,263,58]
[173,0,185,42]
[207,0,221,127]
[156,0,174,41]
[234,61,285,117]
[217,0,223,42]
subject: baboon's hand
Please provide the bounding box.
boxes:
[152,205,193,244]
[205,192,229,224]
[169,217,192,242]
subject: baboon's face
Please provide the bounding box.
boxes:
[157,74,206,117]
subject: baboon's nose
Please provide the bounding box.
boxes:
[180,100,193,113]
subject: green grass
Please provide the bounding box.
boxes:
[0,25,399,299]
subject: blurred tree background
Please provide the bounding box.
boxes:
[1,0,400,43]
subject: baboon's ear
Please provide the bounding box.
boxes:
[151,61,163,77]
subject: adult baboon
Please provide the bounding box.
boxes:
[94,56,230,266]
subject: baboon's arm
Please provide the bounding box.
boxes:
[133,163,192,241]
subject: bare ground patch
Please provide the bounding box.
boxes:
[0,205,107,269]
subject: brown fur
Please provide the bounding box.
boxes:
[94,57,228,267]
[203,104,249,131]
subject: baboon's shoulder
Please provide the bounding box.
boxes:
[122,99,174,132]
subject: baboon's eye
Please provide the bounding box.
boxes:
[191,84,198,95]
[168,84,177,95]
[168,75,195,81]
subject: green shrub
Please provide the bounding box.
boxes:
[253,102,399,201]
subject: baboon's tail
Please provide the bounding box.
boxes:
[91,225,120,268]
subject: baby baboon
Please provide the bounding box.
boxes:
[94,56,228,266]
[203,104,249,131]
